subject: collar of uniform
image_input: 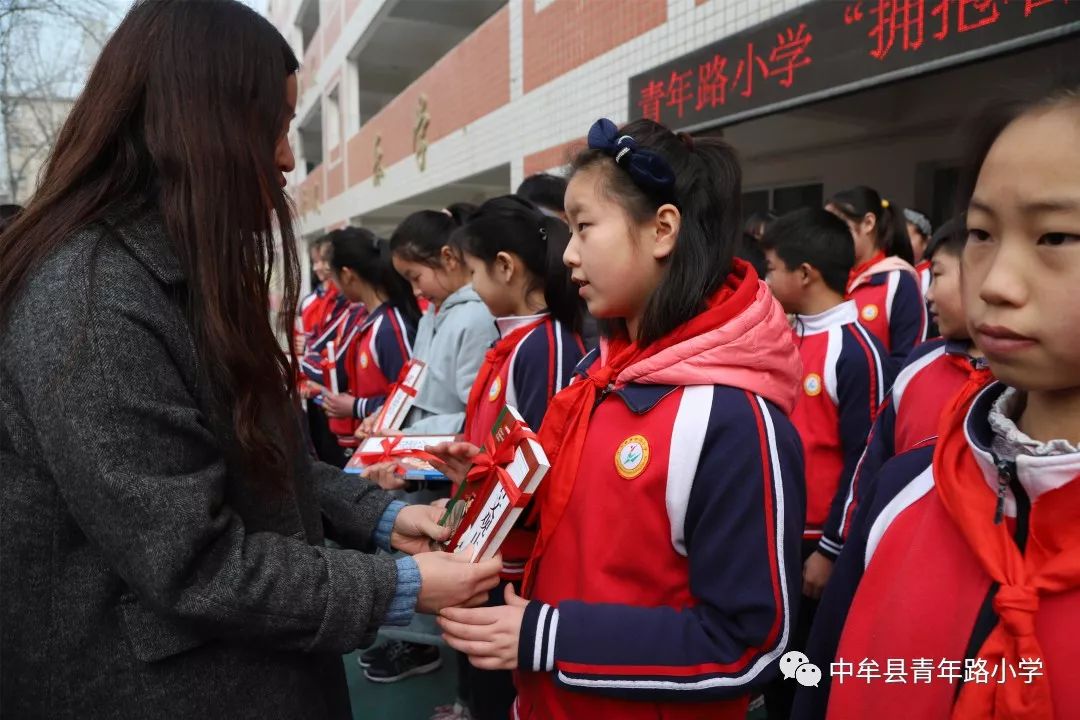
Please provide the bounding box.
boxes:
[796,300,858,334]
[571,347,677,414]
[965,382,1080,516]
[494,312,549,339]
[358,302,387,332]
[105,205,185,286]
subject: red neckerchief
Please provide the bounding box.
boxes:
[847,250,886,292]
[934,371,1080,720]
[522,259,760,594]
[464,317,548,444]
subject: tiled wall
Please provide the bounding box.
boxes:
[284,0,815,234]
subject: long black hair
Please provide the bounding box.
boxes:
[570,119,742,346]
[389,204,476,267]
[329,226,421,326]
[828,185,914,264]
[451,195,583,333]
[0,0,301,489]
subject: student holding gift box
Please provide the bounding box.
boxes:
[435,195,585,720]
[319,227,420,444]
[433,118,805,720]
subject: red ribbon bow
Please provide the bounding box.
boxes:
[357,435,440,468]
[464,421,539,511]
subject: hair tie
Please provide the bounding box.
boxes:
[587,118,676,202]
[881,198,890,209]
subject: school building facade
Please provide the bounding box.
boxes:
[269,0,1079,284]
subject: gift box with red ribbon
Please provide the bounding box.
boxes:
[343,433,457,481]
[442,405,550,563]
[371,359,428,432]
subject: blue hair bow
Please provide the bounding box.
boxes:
[587,118,676,200]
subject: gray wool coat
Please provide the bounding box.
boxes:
[1,209,402,719]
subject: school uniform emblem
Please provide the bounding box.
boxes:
[359,352,370,369]
[804,373,822,397]
[488,377,502,402]
[861,304,880,322]
[615,435,650,479]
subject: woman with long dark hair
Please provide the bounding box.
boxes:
[0,3,499,718]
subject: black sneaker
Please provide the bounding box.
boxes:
[357,643,390,669]
[363,641,443,683]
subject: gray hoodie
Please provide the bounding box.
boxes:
[404,284,497,434]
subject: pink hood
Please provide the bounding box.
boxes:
[849,255,918,292]
[603,280,803,415]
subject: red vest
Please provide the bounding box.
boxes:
[830,470,1080,719]
[516,386,750,720]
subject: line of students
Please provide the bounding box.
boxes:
[296,84,1078,720]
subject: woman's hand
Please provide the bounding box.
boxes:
[365,461,406,491]
[322,393,356,419]
[390,502,451,554]
[425,441,482,486]
[438,584,528,670]
[412,552,503,614]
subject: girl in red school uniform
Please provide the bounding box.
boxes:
[320,227,419,446]
[433,117,806,720]
[827,185,927,365]
[436,194,587,720]
[795,84,1080,720]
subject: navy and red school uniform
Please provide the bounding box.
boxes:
[835,338,983,544]
[299,283,347,350]
[790,301,893,561]
[300,301,366,390]
[462,313,584,580]
[515,266,806,720]
[794,381,1080,720]
[846,252,927,366]
[337,302,417,435]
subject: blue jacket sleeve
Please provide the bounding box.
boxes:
[833,395,895,551]
[519,389,805,701]
[887,271,927,367]
[793,445,934,720]
[819,328,886,560]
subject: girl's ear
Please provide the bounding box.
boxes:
[652,203,681,261]
[862,212,877,237]
[439,245,459,270]
[493,251,516,283]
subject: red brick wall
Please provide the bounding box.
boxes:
[323,0,343,52]
[296,163,325,219]
[299,25,323,97]
[346,6,510,187]
[523,0,666,93]
[326,160,345,199]
[523,136,585,177]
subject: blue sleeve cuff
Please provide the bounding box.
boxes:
[384,556,421,626]
[373,500,407,552]
[518,600,559,672]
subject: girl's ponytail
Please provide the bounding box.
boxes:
[829,185,914,264]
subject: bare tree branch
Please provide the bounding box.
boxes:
[0,0,120,202]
